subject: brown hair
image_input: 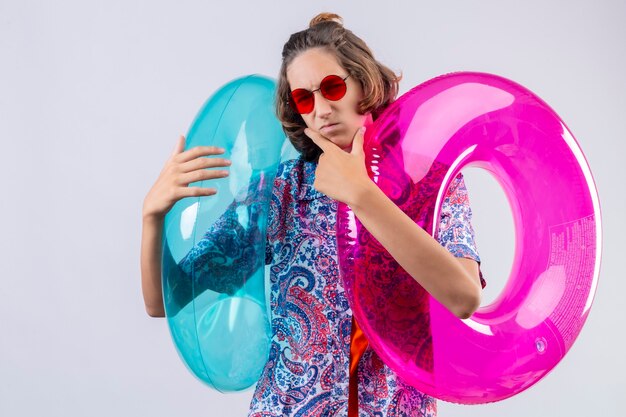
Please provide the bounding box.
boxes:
[276,12,402,161]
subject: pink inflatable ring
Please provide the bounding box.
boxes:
[337,71,601,404]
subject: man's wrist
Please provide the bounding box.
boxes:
[348,180,380,211]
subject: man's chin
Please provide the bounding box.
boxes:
[322,133,351,152]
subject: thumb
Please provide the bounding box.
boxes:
[350,126,366,156]
[172,135,186,156]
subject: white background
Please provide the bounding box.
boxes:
[1,1,623,415]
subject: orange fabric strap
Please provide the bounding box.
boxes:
[348,316,368,417]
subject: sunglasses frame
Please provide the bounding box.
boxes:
[287,74,351,115]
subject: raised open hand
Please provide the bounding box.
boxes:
[142,135,231,219]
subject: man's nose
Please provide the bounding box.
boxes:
[313,90,332,115]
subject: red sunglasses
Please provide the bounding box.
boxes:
[288,74,350,115]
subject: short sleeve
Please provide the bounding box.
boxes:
[436,172,486,289]
[177,173,270,297]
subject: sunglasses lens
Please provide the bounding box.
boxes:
[290,89,314,114]
[289,75,348,114]
[320,75,347,101]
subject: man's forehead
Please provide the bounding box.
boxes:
[288,71,341,90]
[287,52,343,89]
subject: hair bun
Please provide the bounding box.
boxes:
[309,12,343,28]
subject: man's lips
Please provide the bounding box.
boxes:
[320,123,340,134]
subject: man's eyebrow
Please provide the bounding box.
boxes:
[292,76,328,91]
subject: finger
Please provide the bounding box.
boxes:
[179,168,230,185]
[171,135,186,157]
[178,145,226,163]
[304,128,335,153]
[350,126,366,156]
[181,156,232,173]
[178,186,219,198]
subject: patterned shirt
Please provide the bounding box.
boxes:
[244,156,484,417]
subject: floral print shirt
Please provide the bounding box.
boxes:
[244,156,484,417]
